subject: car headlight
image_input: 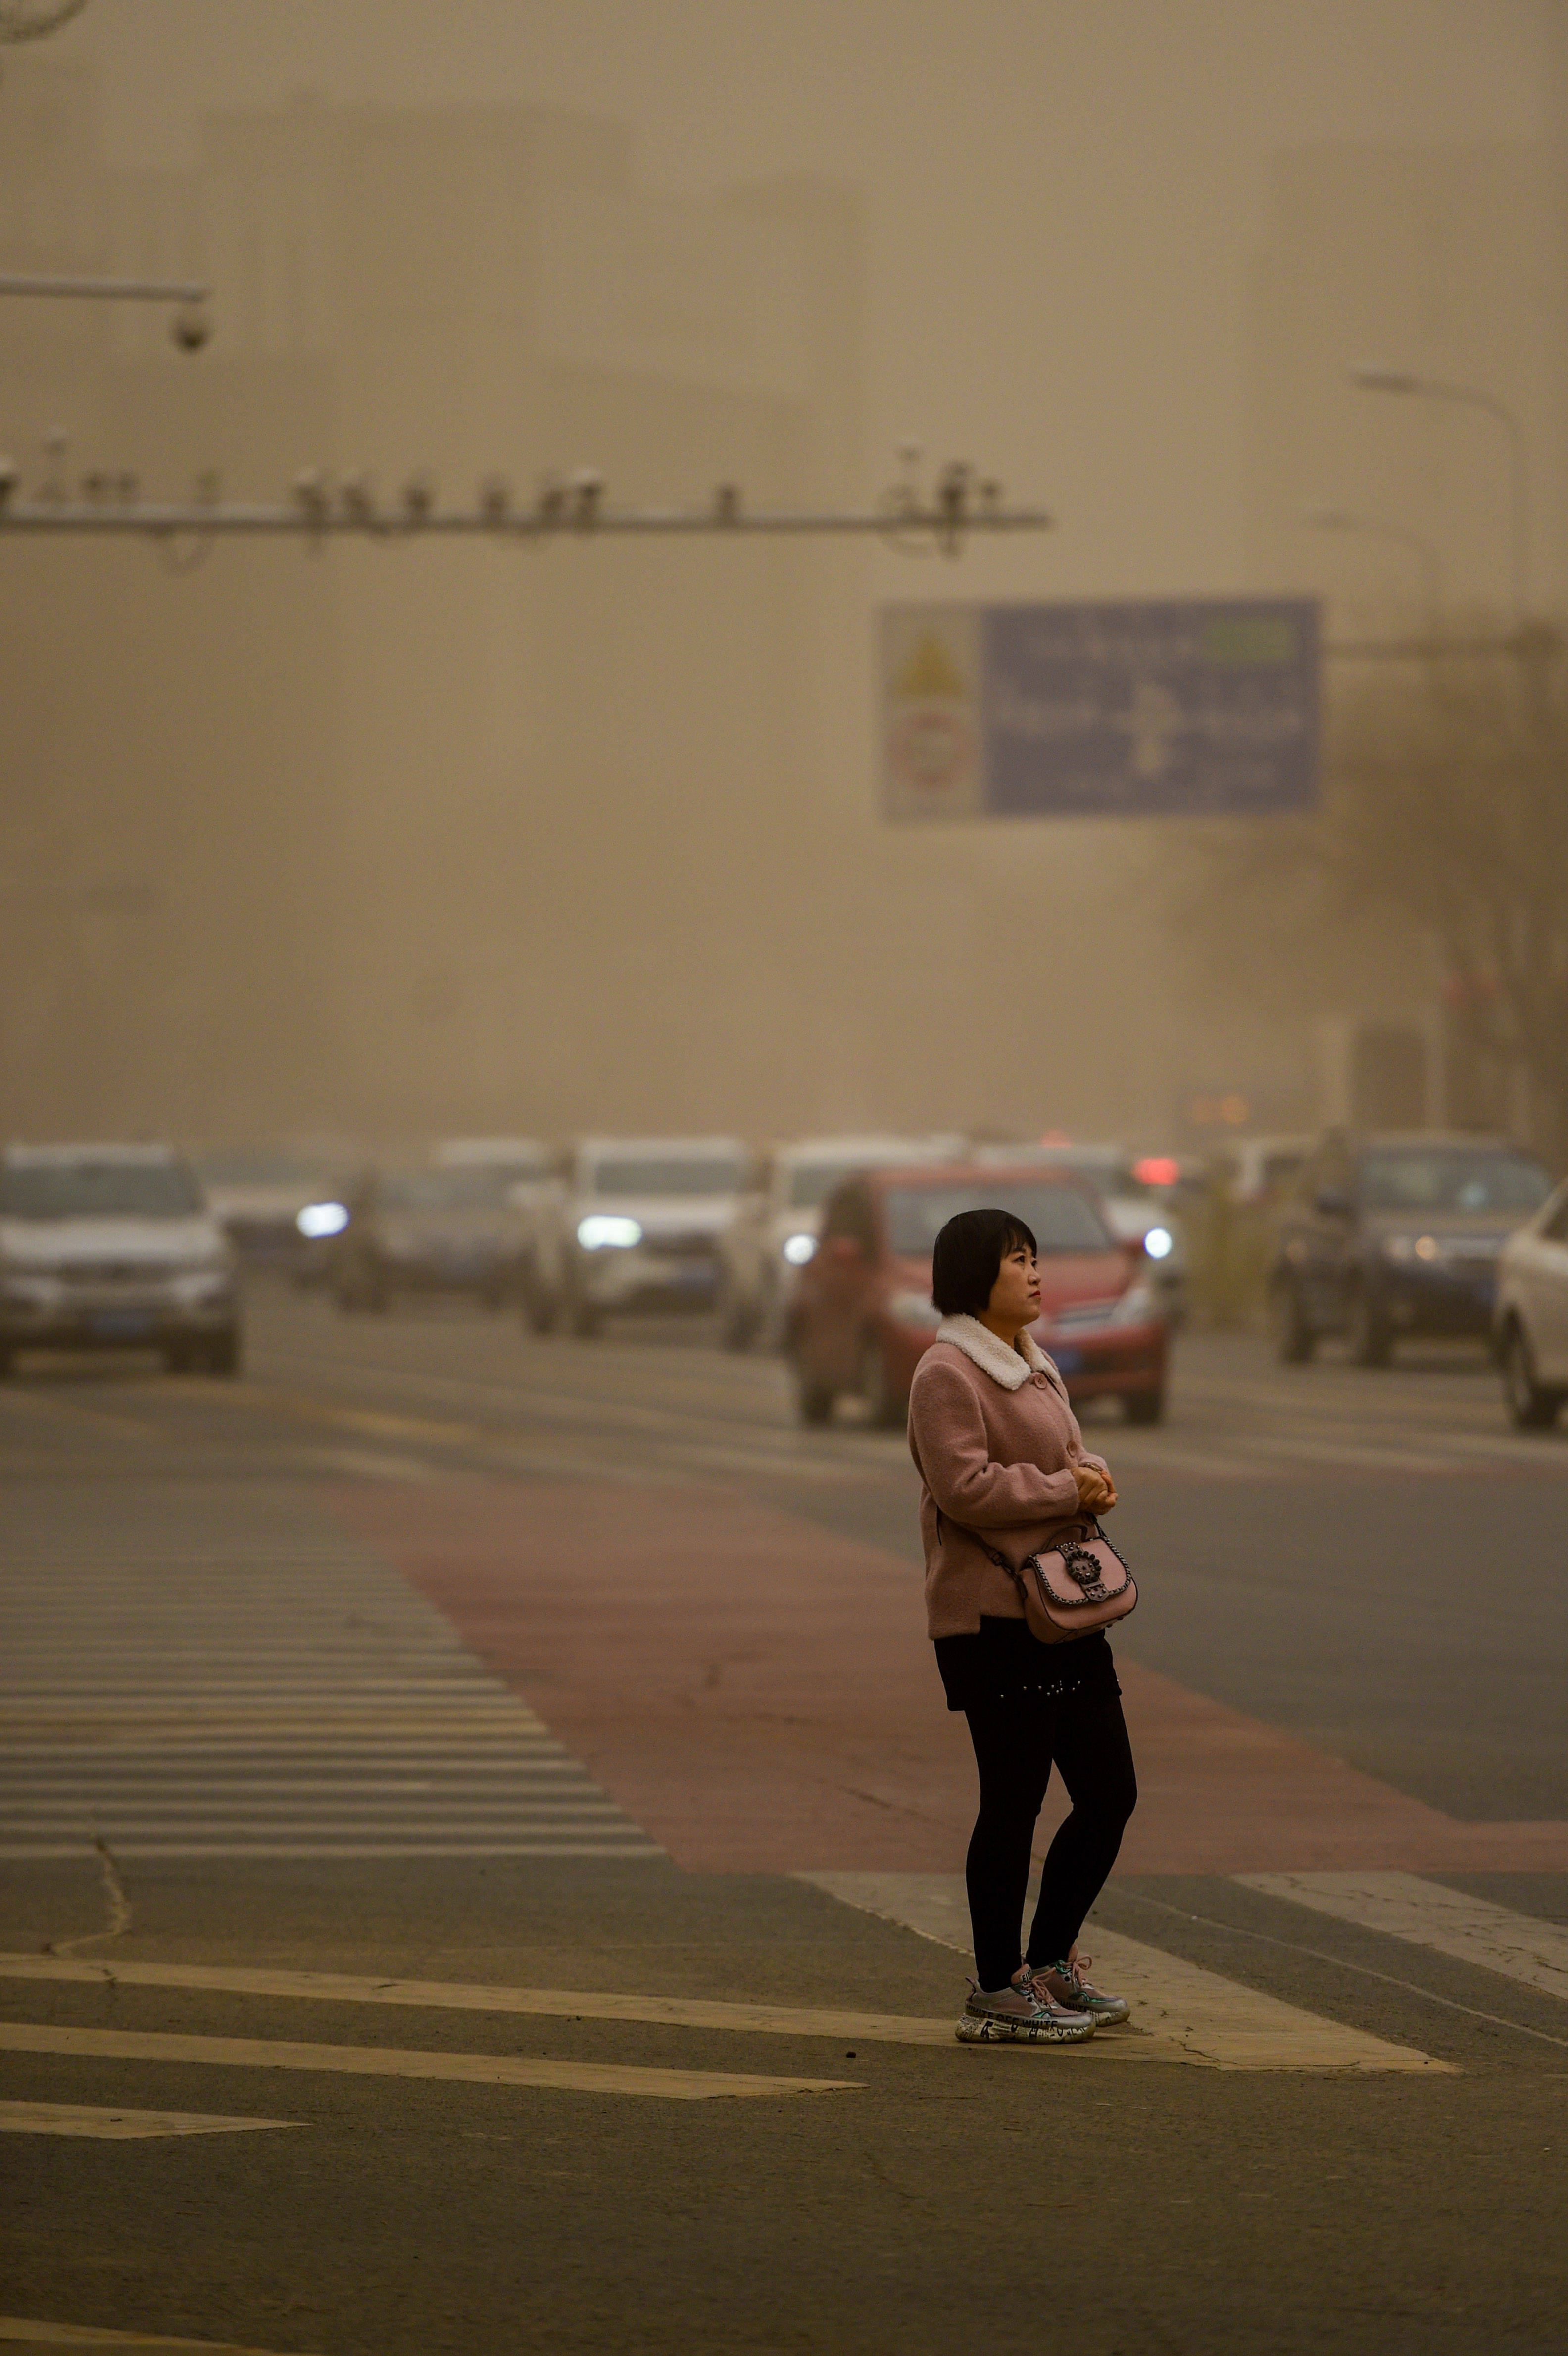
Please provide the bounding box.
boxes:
[1382,1233,1440,1264]
[578,1215,642,1251]
[297,1201,350,1239]
[1142,1226,1174,1261]
[781,1232,817,1267]
[1109,1282,1160,1326]
[888,1289,942,1331]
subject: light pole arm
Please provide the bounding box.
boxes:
[0,273,210,303]
[1418,381,1528,627]
[1350,367,1528,625]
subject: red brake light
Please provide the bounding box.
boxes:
[1133,1156,1179,1187]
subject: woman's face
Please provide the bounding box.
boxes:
[986,1240,1041,1334]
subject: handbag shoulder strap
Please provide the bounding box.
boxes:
[934,1504,1099,1580]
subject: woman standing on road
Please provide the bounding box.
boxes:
[908,1207,1137,2044]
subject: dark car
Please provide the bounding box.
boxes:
[1266,1131,1553,1366]
[331,1163,527,1311]
[787,1161,1167,1428]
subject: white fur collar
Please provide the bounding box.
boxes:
[935,1314,1056,1391]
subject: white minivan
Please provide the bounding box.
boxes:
[717,1135,964,1350]
[521,1137,753,1337]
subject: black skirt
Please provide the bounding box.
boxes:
[933,1619,1119,1713]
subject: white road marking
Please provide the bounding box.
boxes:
[0,2322,321,2353]
[0,1844,659,1860]
[800,1872,1451,2073]
[0,1518,660,1860]
[0,2021,860,2100]
[1238,1871,1568,2003]
[0,1953,957,2046]
[0,2102,298,2139]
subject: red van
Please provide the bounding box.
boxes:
[787,1161,1167,1429]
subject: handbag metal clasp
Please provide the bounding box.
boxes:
[1057,1539,1111,1602]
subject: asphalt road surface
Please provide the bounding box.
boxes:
[2,1281,1566,2356]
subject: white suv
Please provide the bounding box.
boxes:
[521,1137,753,1338]
[718,1135,964,1350]
[0,1143,240,1375]
[1494,1177,1568,1429]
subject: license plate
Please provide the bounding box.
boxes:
[88,1309,156,1338]
[1051,1343,1083,1374]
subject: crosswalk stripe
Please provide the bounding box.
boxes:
[0,1844,663,1860]
[799,1872,1452,2072]
[0,2319,321,2352]
[0,1953,959,2046]
[1237,1872,1568,2003]
[0,2022,861,2100]
[0,1521,659,1859]
[0,2102,298,2140]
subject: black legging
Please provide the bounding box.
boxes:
[963,1682,1137,1991]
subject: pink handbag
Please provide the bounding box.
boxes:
[941,1513,1138,1646]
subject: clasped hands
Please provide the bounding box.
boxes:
[1072,1459,1118,1513]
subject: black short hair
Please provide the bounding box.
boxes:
[931,1207,1038,1317]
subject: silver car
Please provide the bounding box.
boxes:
[0,1143,240,1375]
[524,1137,753,1337]
[717,1134,964,1351]
[1494,1177,1568,1430]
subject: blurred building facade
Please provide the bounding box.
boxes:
[0,55,865,1144]
[1245,132,1566,1151]
[2,51,1562,1157]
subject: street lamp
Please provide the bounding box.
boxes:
[1301,503,1443,622]
[1349,365,1528,626]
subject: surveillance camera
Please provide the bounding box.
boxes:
[171,303,211,354]
[292,469,330,522]
[569,469,603,527]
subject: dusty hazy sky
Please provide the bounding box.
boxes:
[50,0,1562,602]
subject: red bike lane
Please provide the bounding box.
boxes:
[328,1475,1568,1877]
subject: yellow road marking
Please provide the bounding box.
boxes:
[304,1447,442,1483]
[203,1375,878,1487]
[0,2021,859,2099]
[799,1872,1453,2072]
[0,2101,297,2139]
[0,1389,164,1444]
[0,1952,953,2045]
[0,2322,320,2353]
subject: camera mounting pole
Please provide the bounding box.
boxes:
[0,272,212,350]
[0,469,1050,549]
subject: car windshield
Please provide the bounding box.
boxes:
[0,1160,203,1220]
[195,1151,326,1188]
[1003,1149,1146,1197]
[1360,1150,1551,1216]
[883,1182,1114,1257]
[377,1168,512,1210]
[788,1160,870,1209]
[1260,1153,1307,1192]
[590,1159,745,1197]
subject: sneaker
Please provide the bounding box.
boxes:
[956,1976,1095,2045]
[1027,1954,1131,2026]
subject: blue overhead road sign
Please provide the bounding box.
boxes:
[881,598,1319,820]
